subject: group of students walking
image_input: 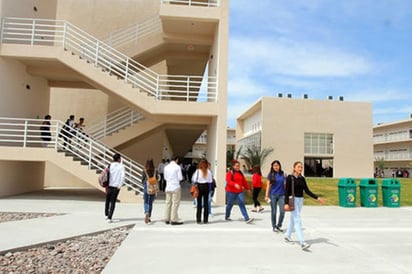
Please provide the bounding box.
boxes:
[105,155,324,251]
[262,160,324,250]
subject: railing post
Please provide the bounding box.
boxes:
[62,22,67,50]
[94,41,99,67]
[31,19,36,46]
[0,18,5,43]
[103,116,107,137]
[156,75,160,100]
[186,76,190,102]
[23,120,28,147]
[124,58,129,83]
[130,110,134,126]
[88,139,93,169]
[54,122,60,150]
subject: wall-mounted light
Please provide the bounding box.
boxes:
[26,84,31,90]
[33,6,38,12]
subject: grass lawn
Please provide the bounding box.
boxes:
[244,176,412,207]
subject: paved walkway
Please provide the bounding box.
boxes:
[1,188,411,274]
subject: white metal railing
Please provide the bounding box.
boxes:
[161,0,220,7]
[0,17,217,102]
[0,117,144,194]
[102,16,162,49]
[87,107,144,140]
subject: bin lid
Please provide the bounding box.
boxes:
[338,178,356,186]
[359,178,377,186]
[382,178,401,187]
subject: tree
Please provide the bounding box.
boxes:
[375,157,385,177]
[240,146,274,170]
[226,145,243,167]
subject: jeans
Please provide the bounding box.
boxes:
[208,190,214,214]
[270,194,285,229]
[105,186,120,220]
[143,183,156,217]
[225,191,250,221]
[285,197,305,244]
[165,188,181,222]
[196,183,210,223]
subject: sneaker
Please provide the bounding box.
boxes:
[245,218,254,224]
[301,243,311,250]
[105,216,108,220]
[276,226,284,232]
[145,214,150,224]
[225,217,232,221]
[107,219,112,223]
[284,236,293,243]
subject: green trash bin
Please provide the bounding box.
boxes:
[382,179,401,207]
[359,178,378,207]
[337,178,357,207]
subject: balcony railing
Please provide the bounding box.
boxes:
[161,0,220,7]
[0,17,217,102]
[0,117,144,194]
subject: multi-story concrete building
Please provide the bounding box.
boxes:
[236,96,374,178]
[373,117,412,177]
[0,0,229,204]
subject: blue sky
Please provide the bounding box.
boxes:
[227,0,412,128]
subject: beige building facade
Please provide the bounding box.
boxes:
[237,96,374,178]
[0,0,229,204]
[373,117,412,177]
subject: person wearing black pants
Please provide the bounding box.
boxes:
[105,186,120,221]
[104,153,125,223]
[196,183,210,223]
[251,165,264,212]
[191,159,213,224]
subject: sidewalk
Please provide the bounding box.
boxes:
[1,189,411,274]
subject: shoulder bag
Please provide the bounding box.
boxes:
[190,171,199,198]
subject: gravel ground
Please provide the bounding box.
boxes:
[0,212,64,223]
[0,212,132,274]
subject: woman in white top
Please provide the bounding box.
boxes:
[192,159,213,224]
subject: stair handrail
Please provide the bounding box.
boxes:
[86,107,144,140]
[0,117,144,194]
[102,15,162,49]
[160,0,220,7]
[0,17,217,102]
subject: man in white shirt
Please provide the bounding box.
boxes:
[164,156,183,225]
[105,153,125,223]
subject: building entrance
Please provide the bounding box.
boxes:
[304,157,333,177]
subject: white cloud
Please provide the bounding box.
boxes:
[228,77,269,99]
[230,37,373,78]
[345,89,412,103]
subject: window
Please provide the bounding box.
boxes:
[304,133,334,155]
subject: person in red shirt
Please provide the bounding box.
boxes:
[225,160,254,224]
[251,165,264,212]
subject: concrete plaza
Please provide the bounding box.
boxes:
[0,188,411,274]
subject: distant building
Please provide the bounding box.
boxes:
[186,128,236,162]
[236,96,373,178]
[373,117,412,177]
